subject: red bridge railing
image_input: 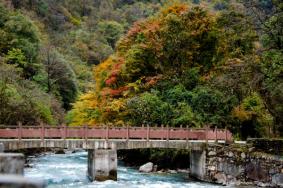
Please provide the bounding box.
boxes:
[0,124,233,142]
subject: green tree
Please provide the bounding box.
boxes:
[97,21,124,48]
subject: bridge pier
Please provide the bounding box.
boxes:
[87,149,117,181]
[190,150,207,181]
[0,153,25,175]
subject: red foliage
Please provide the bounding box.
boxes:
[101,86,129,97]
[144,75,163,88]
[127,21,144,38]
[105,58,125,86]
[105,76,117,86]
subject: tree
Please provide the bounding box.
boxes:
[97,21,124,48]
[41,46,78,110]
[0,61,64,125]
[68,3,259,129]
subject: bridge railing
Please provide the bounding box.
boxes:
[0,124,233,142]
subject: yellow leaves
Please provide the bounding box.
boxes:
[94,55,125,91]
[60,6,81,26]
[161,4,189,16]
[232,105,253,121]
[232,93,274,129]
[94,56,115,91]
[105,99,126,113]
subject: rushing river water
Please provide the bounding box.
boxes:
[24,151,224,188]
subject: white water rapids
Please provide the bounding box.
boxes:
[24,151,232,188]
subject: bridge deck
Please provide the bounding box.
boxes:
[0,139,227,151]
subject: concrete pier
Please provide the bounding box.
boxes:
[87,149,117,181]
[0,143,4,152]
[0,175,45,188]
[190,150,206,180]
[0,153,25,175]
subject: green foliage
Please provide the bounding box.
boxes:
[126,92,173,125]
[97,21,124,48]
[5,48,27,69]
[40,47,78,110]
[190,86,237,126]
[172,102,196,126]
[260,49,283,135]
[0,5,40,78]
[232,92,273,138]
[0,62,63,125]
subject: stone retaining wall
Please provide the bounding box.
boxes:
[204,144,283,187]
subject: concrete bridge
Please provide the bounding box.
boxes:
[0,125,233,181]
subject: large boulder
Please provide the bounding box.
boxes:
[139,162,154,173]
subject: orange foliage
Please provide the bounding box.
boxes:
[162,4,189,15]
[144,75,163,88]
[101,86,129,97]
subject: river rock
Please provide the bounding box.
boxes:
[228,151,234,157]
[177,169,190,173]
[208,165,216,171]
[55,149,65,154]
[214,172,227,185]
[157,169,165,174]
[168,169,177,174]
[153,165,158,172]
[139,162,153,173]
[272,173,283,187]
[208,151,216,156]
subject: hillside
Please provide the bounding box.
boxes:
[0,0,282,139]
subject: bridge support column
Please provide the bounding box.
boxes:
[190,150,206,180]
[87,149,117,181]
[0,153,25,175]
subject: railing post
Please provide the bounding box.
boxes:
[18,122,22,141]
[142,124,144,140]
[126,124,129,141]
[225,127,228,143]
[186,125,189,144]
[63,124,67,140]
[166,124,169,141]
[40,122,44,141]
[106,124,109,141]
[215,126,218,143]
[84,125,88,141]
[205,125,208,143]
[146,124,149,142]
[161,124,164,140]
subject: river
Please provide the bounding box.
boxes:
[24,151,225,188]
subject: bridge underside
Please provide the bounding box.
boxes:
[0,139,226,182]
[0,139,225,151]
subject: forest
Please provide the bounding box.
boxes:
[0,0,282,139]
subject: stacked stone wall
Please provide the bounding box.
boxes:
[204,144,283,187]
